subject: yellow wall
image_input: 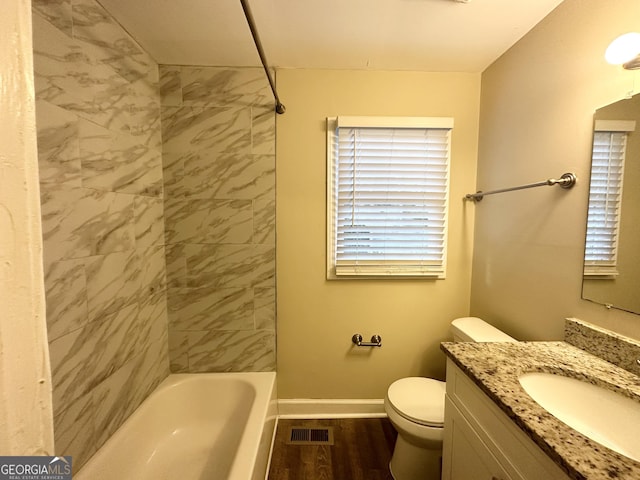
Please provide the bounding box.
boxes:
[276,69,480,398]
[472,0,640,341]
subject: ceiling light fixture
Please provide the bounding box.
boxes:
[605,32,640,70]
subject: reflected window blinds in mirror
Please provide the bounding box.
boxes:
[582,94,640,315]
[584,120,635,277]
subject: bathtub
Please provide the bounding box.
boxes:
[75,372,277,480]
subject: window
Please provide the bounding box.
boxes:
[326,116,453,278]
[584,119,635,277]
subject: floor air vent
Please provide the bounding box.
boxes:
[286,426,334,445]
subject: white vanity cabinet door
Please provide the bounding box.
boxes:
[442,397,512,480]
[442,359,570,480]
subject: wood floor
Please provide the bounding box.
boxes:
[268,418,397,480]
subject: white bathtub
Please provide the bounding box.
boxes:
[76,372,277,480]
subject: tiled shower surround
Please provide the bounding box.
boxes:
[32,0,276,469]
[159,66,277,373]
[32,0,169,468]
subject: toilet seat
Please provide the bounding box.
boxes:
[386,377,445,428]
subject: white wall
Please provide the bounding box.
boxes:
[0,0,54,455]
[472,0,640,341]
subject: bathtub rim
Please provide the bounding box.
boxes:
[74,371,277,480]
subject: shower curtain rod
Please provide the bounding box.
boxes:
[240,0,286,114]
[465,172,577,202]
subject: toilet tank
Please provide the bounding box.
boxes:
[451,317,516,342]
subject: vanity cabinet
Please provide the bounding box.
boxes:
[442,359,570,480]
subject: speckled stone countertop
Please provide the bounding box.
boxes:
[441,340,640,480]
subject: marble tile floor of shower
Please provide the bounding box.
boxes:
[268,418,397,480]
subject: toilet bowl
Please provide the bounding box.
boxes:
[384,317,516,480]
[385,377,445,480]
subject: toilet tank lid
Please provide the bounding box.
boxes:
[387,377,445,427]
[451,316,516,342]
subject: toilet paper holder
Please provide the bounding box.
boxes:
[352,333,382,347]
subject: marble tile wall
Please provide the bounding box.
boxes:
[32,0,169,470]
[159,65,276,373]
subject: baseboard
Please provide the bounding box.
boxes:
[277,398,386,419]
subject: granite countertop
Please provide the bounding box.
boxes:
[441,340,640,480]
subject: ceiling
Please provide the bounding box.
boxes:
[98,0,565,73]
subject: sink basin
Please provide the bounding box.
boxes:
[518,372,640,462]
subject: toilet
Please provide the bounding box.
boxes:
[384,317,516,480]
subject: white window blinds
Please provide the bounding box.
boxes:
[584,120,633,277]
[327,116,453,278]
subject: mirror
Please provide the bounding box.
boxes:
[582,93,640,314]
